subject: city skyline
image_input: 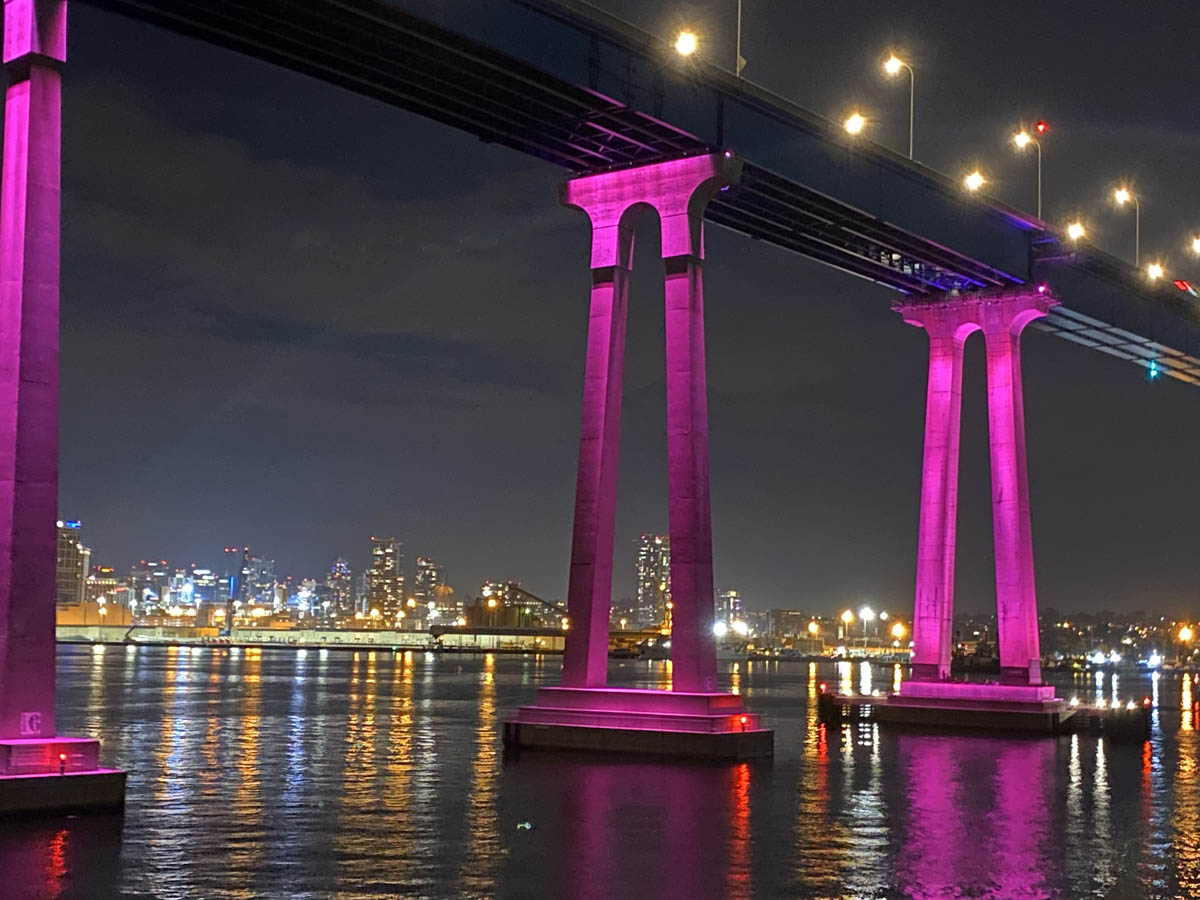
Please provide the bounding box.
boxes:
[58,2,1199,616]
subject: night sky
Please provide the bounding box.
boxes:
[52,1,1199,614]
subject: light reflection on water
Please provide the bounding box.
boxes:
[0,648,1198,899]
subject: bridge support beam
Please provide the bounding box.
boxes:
[0,0,125,815]
[907,317,969,681]
[506,152,771,757]
[899,287,1056,689]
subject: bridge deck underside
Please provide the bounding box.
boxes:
[82,0,1018,295]
[78,0,1200,383]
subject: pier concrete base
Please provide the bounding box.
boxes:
[504,687,773,759]
[823,681,1073,735]
[0,738,126,816]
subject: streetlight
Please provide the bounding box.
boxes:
[1191,236,1200,255]
[1066,221,1086,242]
[1147,262,1164,281]
[807,620,820,636]
[844,111,866,136]
[735,0,746,76]
[891,621,906,640]
[1180,624,1194,643]
[674,30,698,57]
[860,606,876,639]
[883,53,914,159]
[963,170,986,192]
[1012,128,1043,219]
[1113,187,1140,266]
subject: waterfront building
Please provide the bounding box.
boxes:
[247,555,277,608]
[415,557,457,622]
[326,557,353,618]
[55,520,87,608]
[83,566,119,605]
[635,534,671,628]
[190,567,218,609]
[366,536,404,622]
[716,589,743,626]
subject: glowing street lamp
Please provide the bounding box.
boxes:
[1191,236,1200,255]
[1147,262,1164,281]
[1066,221,1086,242]
[674,30,698,57]
[807,620,820,636]
[963,170,986,192]
[1012,127,1044,219]
[1180,624,1195,643]
[882,53,914,159]
[891,621,906,640]
[1113,187,1140,266]
[844,111,866,136]
[859,605,875,639]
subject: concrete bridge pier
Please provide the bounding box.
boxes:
[505,153,771,758]
[873,287,1067,731]
[0,0,124,815]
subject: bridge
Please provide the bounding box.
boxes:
[0,0,1196,808]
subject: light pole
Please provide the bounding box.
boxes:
[883,54,914,159]
[859,606,876,642]
[1114,187,1140,267]
[1013,129,1043,219]
[735,0,746,76]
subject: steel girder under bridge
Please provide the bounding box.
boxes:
[78,0,1200,385]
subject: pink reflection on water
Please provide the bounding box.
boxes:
[553,758,756,900]
[896,735,1053,900]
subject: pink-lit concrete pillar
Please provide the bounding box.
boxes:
[559,206,638,687]
[900,309,975,681]
[899,288,1055,687]
[0,0,67,741]
[560,153,741,692]
[982,303,1046,684]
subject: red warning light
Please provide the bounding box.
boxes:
[818,682,828,694]
[1035,119,1048,134]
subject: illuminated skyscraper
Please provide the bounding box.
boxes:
[716,589,743,626]
[83,566,119,605]
[366,536,404,622]
[55,520,87,608]
[326,557,353,619]
[635,534,671,628]
[415,557,456,622]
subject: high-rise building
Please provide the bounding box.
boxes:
[55,520,87,608]
[366,536,404,622]
[635,534,671,628]
[83,566,119,605]
[326,558,353,619]
[246,556,277,609]
[716,589,743,626]
[190,567,218,608]
[415,557,456,622]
